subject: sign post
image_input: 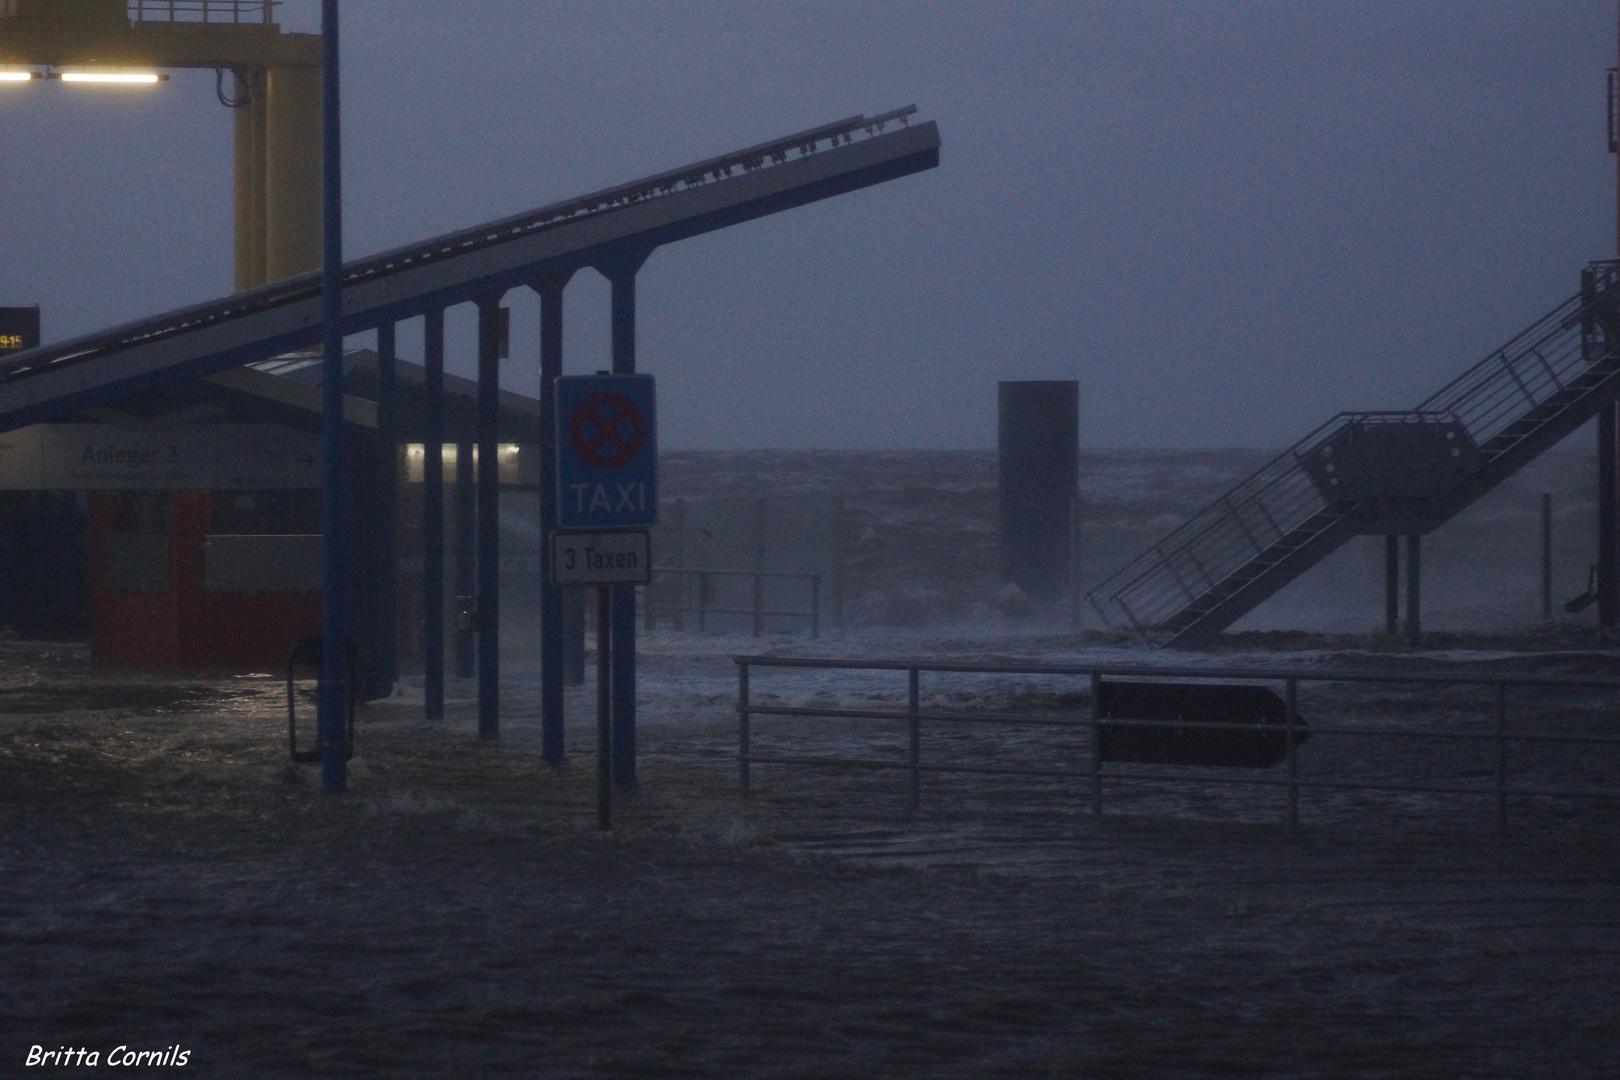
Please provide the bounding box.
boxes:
[554,373,656,818]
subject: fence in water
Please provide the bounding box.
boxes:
[648,568,821,637]
[734,656,1620,834]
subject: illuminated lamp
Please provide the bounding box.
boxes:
[50,71,168,84]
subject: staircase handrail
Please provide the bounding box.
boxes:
[1087,267,1620,644]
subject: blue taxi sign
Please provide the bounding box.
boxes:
[556,374,657,529]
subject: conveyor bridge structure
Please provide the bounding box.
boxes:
[1088,261,1620,648]
[0,106,938,431]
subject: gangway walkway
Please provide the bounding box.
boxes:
[1088,261,1620,648]
[0,107,938,431]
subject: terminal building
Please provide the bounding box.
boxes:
[0,351,541,686]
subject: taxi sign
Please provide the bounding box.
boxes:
[556,374,656,529]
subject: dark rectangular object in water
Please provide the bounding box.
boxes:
[1096,681,1305,768]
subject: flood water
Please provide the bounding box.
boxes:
[4,448,1619,1076]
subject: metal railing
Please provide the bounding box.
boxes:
[1087,268,1620,644]
[734,655,1620,835]
[647,567,820,637]
[129,1,276,23]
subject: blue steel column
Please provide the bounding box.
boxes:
[603,248,651,785]
[374,321,398,697]
[422,308,446,720]
[536,274,573,763]
[317,0,347,793]
[476,296,502,740]
[455,438,475,678]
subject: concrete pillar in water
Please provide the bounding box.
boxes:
[535,274,574,762]
[599,245,653,786]
[997,381,1079,600]
[1384,534,1400,637]
[374,322,398,697]
[476,296,503,741]
[422,309,446,721]
[455,440,475,679]
[1406,533,1422,644]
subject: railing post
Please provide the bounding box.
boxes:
[753,571,765,637]
[1090,672,1103,816]
[811,574,821,639]
[738,661,751,794]
[1495,681,1508,837]
[908,667,921,812]
[1286,677,1299,830]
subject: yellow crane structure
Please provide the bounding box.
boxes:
[1,0,321,290]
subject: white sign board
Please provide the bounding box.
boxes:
[551,531,651,585]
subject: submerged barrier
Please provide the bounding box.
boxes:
[733,656,1620,834]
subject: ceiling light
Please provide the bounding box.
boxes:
[53,72,168,84]
[0,72,39,82]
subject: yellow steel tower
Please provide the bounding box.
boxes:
[0,0,322,290]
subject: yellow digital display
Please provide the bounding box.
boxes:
[0,307,40,352]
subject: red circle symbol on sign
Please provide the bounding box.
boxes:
[568,392,645,470]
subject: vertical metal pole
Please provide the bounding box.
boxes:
[1406,533,1422,644]
[476,297,501,741]
[454,439,475,680]
[673,499,686,632]
[374,321,397,698]
[1286,677,1299,830]
[1070,493,1082,633]
[606,256,647,785]
[596,585,611,828]
[753,495,766,638]
[907,667,921,812]
[317,0,346,794]
[1600,406,1617,627]
[1542,493,1554,623]
[564,586,586,685]
[1495,681,1508,837]
[752,572,764,637]
[1089,672,1103,815]
[1384,534,1400,636]
[811,575,820,639]
[422,309,445,721]
[537,276,569,763]
[738,661,750,794]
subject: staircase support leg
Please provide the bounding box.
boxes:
[1384,534,1399,637]
[1600,404,1618,628]
[1405,533,1422,644]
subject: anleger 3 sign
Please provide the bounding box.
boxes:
[556,374,657,530]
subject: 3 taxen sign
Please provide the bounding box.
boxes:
[551,531,652,586]
[556,373,656,529]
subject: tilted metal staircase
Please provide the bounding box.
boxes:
[1087,261,1620,648]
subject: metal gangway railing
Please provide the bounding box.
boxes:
[645,567,822,637]
[1087,263,1620,647]
[734,655,1620,835]
[129,1,275,23]
[0,107,935,434]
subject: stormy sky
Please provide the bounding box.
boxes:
[3,1,1615,449]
